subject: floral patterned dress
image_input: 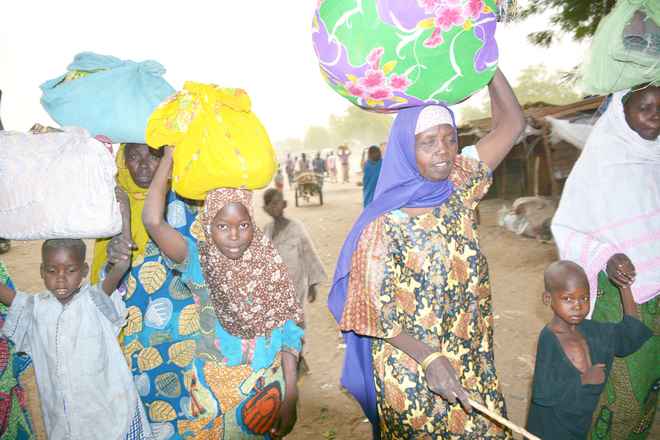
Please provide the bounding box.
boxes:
[341,157,511,439]
[0,262,36,440]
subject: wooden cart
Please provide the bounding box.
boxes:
[294,172,323,207]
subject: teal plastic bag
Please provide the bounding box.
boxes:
[40,52,175,143]
[581,0,660,94]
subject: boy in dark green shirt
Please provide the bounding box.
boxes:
[526,258,652,439]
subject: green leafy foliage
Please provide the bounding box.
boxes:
[275,106,393,153]
[514,0,617,46]
[459,64,581,123]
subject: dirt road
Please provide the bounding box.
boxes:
[4,180,656,439]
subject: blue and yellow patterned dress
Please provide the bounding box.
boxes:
[120,194,210,439]
[121,193,303,439]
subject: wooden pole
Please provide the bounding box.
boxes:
[468,399,541,440]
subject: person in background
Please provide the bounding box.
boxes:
[362,145,383,207]
[285,153,296,187]
[360,147,368,174]
[262,188,327,374]
[526,259,651,440]
[312,152,326,188]
[274,165,285,192]
[326,151,338,183]
[551,83,660,439]
[312,152,326,175]
[337,146,351,183]
[297,153,311,173]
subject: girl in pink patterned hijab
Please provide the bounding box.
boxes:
[143,147,304,439]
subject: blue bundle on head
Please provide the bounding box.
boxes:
[40,52,175,144]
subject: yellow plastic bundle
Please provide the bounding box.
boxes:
[146,81,276,200]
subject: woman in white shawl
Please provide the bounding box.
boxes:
[551,83,659,439]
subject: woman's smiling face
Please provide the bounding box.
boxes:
[414,123,458,181]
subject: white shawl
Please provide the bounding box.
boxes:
[551,90,660,313]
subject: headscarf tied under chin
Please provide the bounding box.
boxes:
[327,105,456,438]
[91,144,151,283]
[198,188,303,339]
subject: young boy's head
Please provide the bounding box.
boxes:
[543,260,590,326]
[263,188,286,220]
[40,239,88,304]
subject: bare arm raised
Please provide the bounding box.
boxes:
[101,188,133,295]
[606,253,639,319]
[475,69,526,170]
[142,147,188,263]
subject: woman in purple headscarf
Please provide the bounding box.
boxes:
[328,69,525,439]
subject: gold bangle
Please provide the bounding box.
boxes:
[420,352,443,372]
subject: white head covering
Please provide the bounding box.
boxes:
[414,106,453,134]
[551,89,660,311]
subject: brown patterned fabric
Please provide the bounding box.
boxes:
[198,188,303,339]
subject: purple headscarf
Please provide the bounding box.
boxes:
[327,105,456,438]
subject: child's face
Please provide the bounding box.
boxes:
[545,286,590,326]
[40,248,88,305]
[210,202,254,260]
[264,193,286,219]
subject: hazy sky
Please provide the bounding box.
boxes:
[1,1,588,143]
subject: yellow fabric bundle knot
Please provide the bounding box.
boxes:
[146,81,276,200]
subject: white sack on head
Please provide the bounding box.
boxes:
[0,127,121,239]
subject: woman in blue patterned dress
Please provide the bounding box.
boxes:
[93,143,213,439]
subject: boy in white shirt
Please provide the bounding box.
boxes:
[0,239,151,440]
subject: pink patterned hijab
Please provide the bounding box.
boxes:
[198,188,303,338]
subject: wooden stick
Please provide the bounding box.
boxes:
[468,399,541,440]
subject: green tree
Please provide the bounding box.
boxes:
[514,0,616,46]
[275,137,304,153]
[459,103,490,123]
[303,125,336,150]
[513,65,582,105]
[275,106,393,154]
[327,106,393,145]
[459,65,581,123]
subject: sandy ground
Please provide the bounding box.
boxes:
[2,178,656,439]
